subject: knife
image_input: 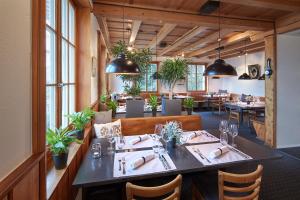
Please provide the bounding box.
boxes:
[161,154,171,170]
[194,148,211,163]
[159,154,168,170]
[228,146,251,159]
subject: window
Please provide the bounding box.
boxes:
[46,0,76,130]
[187,64,206,91]
[140,63,158,92]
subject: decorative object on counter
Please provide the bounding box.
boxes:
[149,95,158,117]
[183,98,194,115]
[46,127,82,170]
[66,107,95,140]
[159,58,188,99]
[258,73,265,80]
[265,58,273,79]
[238,40,251,80]
[106,100,118,118]
[161,121,183,148]
[203,4,237,78]
[248,64,260,79]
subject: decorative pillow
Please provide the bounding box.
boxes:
[94,119,122,138]
[94,110,112,124]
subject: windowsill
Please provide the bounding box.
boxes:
[46,126,92,199]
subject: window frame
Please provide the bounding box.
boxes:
[186,63,208,92]
[45,0,77,130]
[140,61,159,93]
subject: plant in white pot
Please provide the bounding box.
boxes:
[159,58,188,99]
[46,127,82,170]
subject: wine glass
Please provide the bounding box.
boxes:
[107,129,115,154]
[219,120,229,145]
[229,124,238,147]
[153,124,163,153]
[160,128,170,153]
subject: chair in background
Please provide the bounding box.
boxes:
[161,98,182,116]
[248,108,265,127]
[126,99,144,118]
[218,165,263,200]
[229,109,240,127]
[126,174,182,200]
[211,97,228,115]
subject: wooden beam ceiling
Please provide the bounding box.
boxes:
[129,20,142,45]
[159,26,207,56]
[186,31,261,58]
[97,17,112,54]
[147,23,176,49]
[219,0,300,12]
[93,3,274,31]
[172,29,234,56]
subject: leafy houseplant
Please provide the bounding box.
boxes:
[46,127,82,169]
[149,95,158,117]
[66,107,95,140]
[111,41,152,94]
[183,98,194,115]
[99,93,108,111]
[123,83,141,98]
[106,100,118,118]
[161,121,183,148]
[159,58,188,99]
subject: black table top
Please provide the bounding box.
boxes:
[73,129,282,188]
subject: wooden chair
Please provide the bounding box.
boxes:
[248,109,265,127]
[211,97,227,115]
[218,165,263,200]
[229,109,240,127]
[126,174,182,200]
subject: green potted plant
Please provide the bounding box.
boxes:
[66,107,95,140]
[159,58,188,99]
[161,121,183,148]
[106,100,118,118]
[183,98,194,115]
[99,93,108,111]
[149,95,158,117]
[46,127,82,170]
[123,83,141,99]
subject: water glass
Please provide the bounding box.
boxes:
[117,135,125,150]
[107,130,115,154]
[229,124,238,147]
[91,143,101,159]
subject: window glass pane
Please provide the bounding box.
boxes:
[61,0,68,38]
[69,85,75,115]
[187,65,197,91]
[147,64,157,91]
[69,45,75,83]
[62,39,68,83]
[46,0,55,28]
[46,86,56,130]
[61,86,69,128]
[197,65,205,91]
[69,3,75,44]
[46,28,56,84]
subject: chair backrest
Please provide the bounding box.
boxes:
[119,115,202,136]
[218,165,263,200]
[126,174,182,200]
[126,99,145,118]
[161,98,182,116]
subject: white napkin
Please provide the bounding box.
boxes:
[129,135,149,145]
[186,132,200,140]
[130,153,155,169]
[209,146,229,159]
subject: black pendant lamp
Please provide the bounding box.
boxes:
[203,6,237,78]
[105,1,140,74]
[238,40,251,80]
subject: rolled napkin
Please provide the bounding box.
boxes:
[129,135,149,145]
[209,146,229,159]
[186,132,200,140]
[130,153,155,169]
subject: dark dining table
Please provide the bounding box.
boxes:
[73,129,281,200]
[224,102,265,124]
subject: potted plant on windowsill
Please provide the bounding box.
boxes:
[183,98,194,115]
[159,58,188,100]
[46,127,82,170]
[161,121,183,148]
[106,100,118,118]
[66,107,95,140]
[149,95,158,117]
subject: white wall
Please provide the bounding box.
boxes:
[0,0,32,180]
[276,34,300,148]
[208,51,265,97]
[90,14,100,103]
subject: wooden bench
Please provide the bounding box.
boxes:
[119,115,202,136]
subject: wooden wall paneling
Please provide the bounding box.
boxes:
[264,35,277,147]
[76,7,92,111]
[69,157,79,200]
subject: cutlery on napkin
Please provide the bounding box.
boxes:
[129,135,149,145]
[209,146,229,159]
[130,153,155,169]
[186,132,200,140]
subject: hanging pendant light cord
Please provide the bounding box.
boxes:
[217,4,221,59]
[244,39,247,73]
